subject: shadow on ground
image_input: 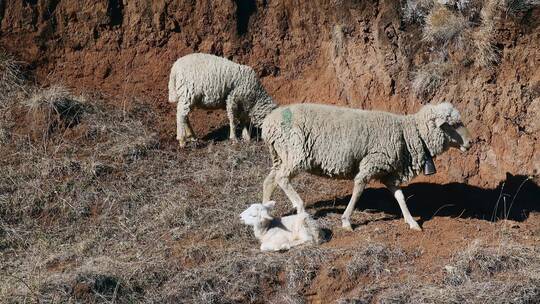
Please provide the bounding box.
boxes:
[202,124,263,143]
[312,174,540,225]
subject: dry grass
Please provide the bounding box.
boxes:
[379,281,540,304]
[402,0,436,24]
[443,240,537,285]
[411,61,452,99]
[407,0,505,96]
[467,0,501,68]
[1,82,538,302]
[346,244,407,280]
[423,5,470,46]
[23,85,87,141]
[504,0,540,16]
[376,241,540,304]
[0,84,345,302]
[0,50,26,100]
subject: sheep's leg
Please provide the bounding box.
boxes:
[242,126,251,141]
[385,185,421,231]
[342,156,389,231]
[176,102,194,147]
[276,170,305,213]
[225,97,239,142]
[341,174,368,231]
[263,169,278,203]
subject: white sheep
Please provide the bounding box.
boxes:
[168,53,277,147]
[261,102,472,231]
[240,201,322,252]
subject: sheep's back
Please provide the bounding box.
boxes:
[170,53,255,108]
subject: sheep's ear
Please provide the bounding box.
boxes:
[263,201,276,209]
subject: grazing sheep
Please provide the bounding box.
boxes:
[240,201,322,252]
[261,102,472,231]
[168,53,277,147]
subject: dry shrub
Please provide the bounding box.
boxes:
[411,61,452,99]
[23,85,86,141]
[423,5,470,46]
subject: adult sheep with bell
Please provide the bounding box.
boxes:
[261,102,472,231]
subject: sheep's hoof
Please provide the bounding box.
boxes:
[409,223,422,231]
[178,140,187,148]
[242,129,251,141]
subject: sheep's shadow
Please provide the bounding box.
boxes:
[202,125,229,142]
[202,124,262,143]
[311,174,539,225]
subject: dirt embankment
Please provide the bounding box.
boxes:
[1,0,539,188]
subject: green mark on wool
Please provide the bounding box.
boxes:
[281,108,293,132]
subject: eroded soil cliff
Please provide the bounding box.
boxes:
[1,1,539,185]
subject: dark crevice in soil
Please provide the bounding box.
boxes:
[43,0,60,20]
[24,0,38,6]
[0,1,5,25]
[234,0,257,35]
[107,0,124,27]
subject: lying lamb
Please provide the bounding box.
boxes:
[261,102,472,231]
[168,53,277,147]
[240,201,322,252]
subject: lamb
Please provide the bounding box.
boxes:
[240,201,322,252]
[168,53,277,147]
[261,102,472,231]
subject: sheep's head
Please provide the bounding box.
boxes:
[417,102,472,155]
[239,201,275,227]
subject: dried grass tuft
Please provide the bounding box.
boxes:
[23,85,86,141]
[0,50,26,99]
[469,0,501,68]
[411,61,452,99]
[423,5,470,46]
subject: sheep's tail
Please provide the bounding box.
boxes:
[168,68,178,103]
